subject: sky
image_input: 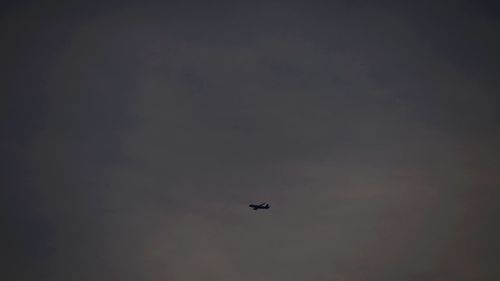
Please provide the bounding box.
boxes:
[1,1,500,280]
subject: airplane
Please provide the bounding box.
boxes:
[249,203,270,210]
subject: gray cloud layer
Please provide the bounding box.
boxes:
[2,1,500,280]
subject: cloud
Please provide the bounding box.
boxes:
[1,1,499,280]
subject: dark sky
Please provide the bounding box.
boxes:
[1,1,500,280]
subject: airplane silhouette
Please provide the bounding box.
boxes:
[249,203,270,210]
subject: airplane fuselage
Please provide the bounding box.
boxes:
[249,203,270,210]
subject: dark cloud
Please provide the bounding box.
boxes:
[1,1,500,280]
